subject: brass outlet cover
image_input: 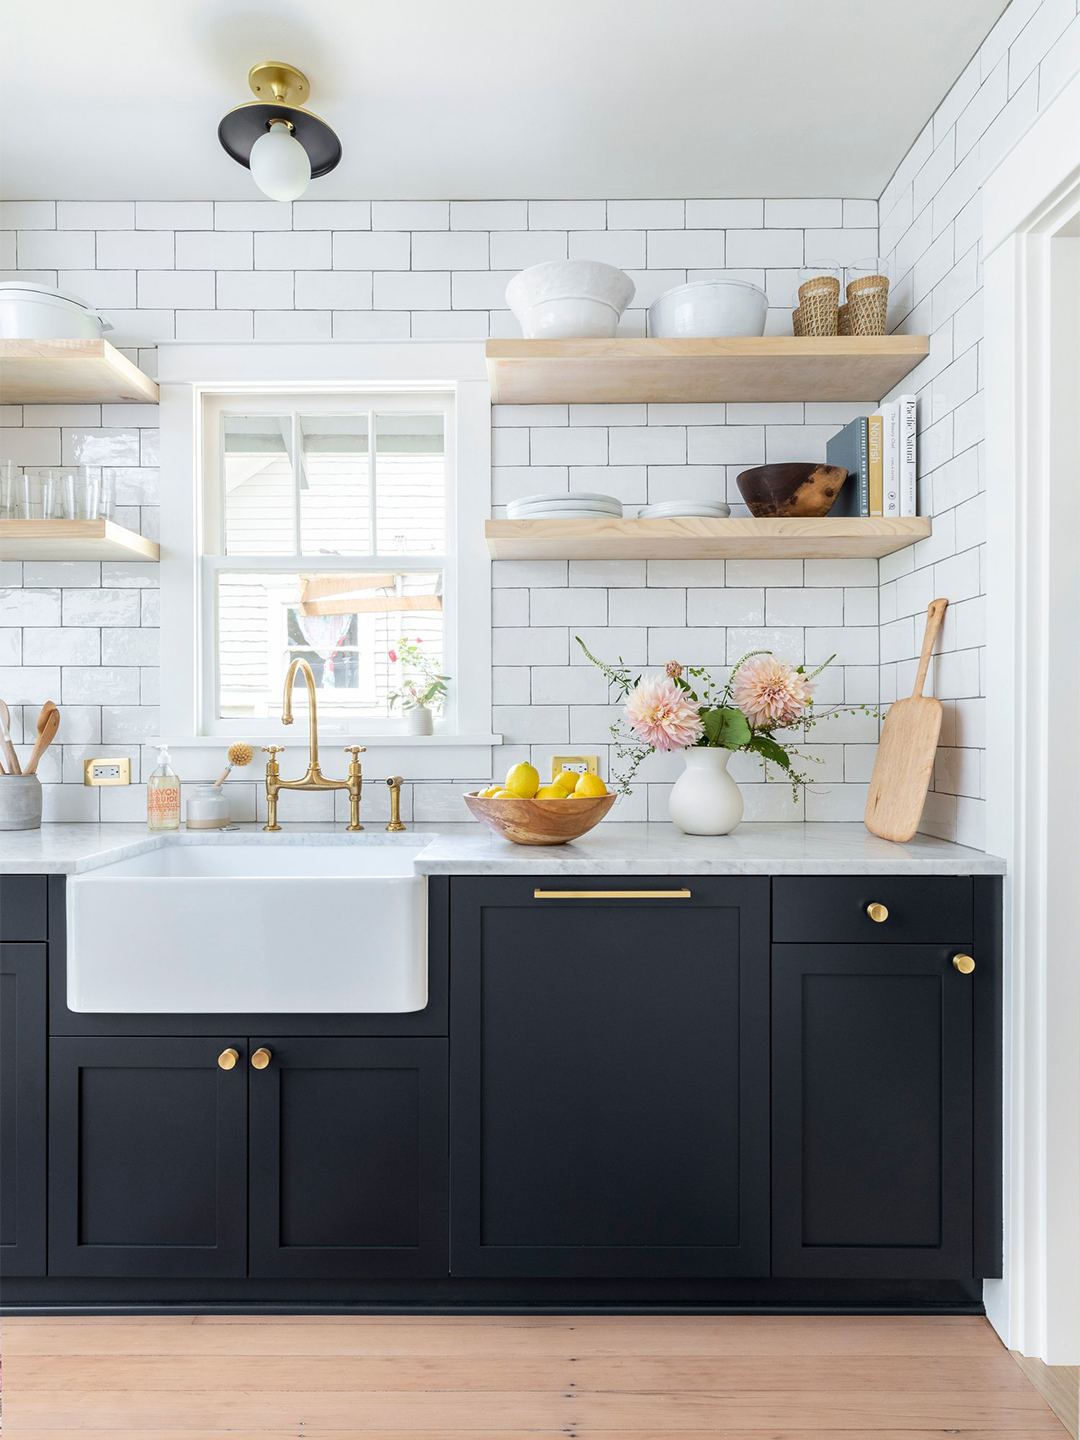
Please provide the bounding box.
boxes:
[83,757,131,787]
[550,755,599,781]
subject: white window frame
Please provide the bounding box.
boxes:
[158,341,496,763]
[201,390,452,737]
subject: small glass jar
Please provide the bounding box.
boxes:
[186,785,231,831]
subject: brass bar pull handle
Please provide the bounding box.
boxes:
[952,954,975,974]
[251,1047,272,1069]
[217,1048,239,1071]
[533,889,692,899]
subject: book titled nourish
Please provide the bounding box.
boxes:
[825,417,869,516]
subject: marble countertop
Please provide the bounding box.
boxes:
[0,821,1006,876]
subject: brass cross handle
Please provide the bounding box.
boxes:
[343,746,366,759]
[262,745,284,756]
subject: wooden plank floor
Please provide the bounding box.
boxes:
[0,1313,1070,1436]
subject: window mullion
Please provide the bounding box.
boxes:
[368,407,378,558]
[291,412,302,554]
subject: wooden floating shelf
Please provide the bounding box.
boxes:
[486,336,928,405]
[0,519,160,562]
[485,516,931,561]
[0,338,159,405]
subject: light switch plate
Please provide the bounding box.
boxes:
[84,758,131,787]
[550,755,599,780]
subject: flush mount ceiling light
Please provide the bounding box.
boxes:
[218,62,342,202]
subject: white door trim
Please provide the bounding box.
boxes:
[983,68,1080,1366]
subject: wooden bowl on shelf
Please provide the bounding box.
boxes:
[463,791,617,845]
[736,462,849,517]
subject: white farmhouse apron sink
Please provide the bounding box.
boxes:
[66,838,428,1013]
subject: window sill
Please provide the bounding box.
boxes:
[159,734,504,749]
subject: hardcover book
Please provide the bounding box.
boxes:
[898,393,917,515]
[867,413,884,516]
[825,417,869,516]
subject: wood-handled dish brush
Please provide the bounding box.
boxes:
[213,742,254,786]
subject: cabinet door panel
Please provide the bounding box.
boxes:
[49,1038,247,1277]
[248,1038,448,1278]
[0,944,47,1276]
[451,877,769,1278]
[772,945,972,1278]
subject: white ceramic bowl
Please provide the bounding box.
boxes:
[506,261,635,339]
[648,279,768,338]
[0,281,113,340]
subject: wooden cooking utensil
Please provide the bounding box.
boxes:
[24,702,60,775]
[865,598,948,843]
[0,700,21,775]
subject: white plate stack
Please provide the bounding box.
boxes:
[506,492,623,520]
[637,500,731,519]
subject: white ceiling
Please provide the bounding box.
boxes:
[1,0,1007,202]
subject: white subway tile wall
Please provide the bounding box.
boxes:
[0,193,886,823]
[1,0,1074,831]
[875,0,1078,849]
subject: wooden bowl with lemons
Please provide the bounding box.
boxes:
[464,763,616,846]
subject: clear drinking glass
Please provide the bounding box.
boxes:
[18,469,59,520]
[59,466,100,519]
[97,471,115,521]
[845,257,890,293]
[0,460,16,519]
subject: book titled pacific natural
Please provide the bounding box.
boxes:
[826,395,917,517]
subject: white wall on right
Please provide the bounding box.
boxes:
[876,0,1079,850]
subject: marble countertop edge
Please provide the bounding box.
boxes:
[0,821,1006,876]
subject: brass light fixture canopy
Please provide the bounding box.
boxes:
[248,61,310,107]
[218,61,342,179]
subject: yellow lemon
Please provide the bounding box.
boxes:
[491,788,514,798]
[504,761,539,798]
[574,773,607,798]
[535,785,566,799]
[478,786,500,798]
[553,769,581,793]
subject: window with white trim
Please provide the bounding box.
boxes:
[200,391,456,736]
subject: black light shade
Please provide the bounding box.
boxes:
[218,102,342,178]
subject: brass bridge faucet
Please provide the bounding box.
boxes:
[263,658,364,831]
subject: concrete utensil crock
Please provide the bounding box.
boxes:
[0,773,42,830]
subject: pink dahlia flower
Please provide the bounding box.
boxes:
[732,654,814,729]
[625,675,704,751]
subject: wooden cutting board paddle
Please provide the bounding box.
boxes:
[865,597,948,843]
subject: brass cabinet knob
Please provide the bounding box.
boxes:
[217,1048,239,1070]
[251,1047,273,1069]
[952,953,975,974]
[866,902,889,923]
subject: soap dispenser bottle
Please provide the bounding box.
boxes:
[147,746,181,831]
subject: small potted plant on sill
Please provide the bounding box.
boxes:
[388,637,450,736]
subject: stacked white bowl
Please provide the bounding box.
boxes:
[637,500,731,518]
[507,492,623,520]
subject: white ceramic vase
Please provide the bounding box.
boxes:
[668,747,744,836]
[405,704,434,736]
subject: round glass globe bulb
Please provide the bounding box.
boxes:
[249,123,311,202]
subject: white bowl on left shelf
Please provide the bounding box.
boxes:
[0,281,113,339]
[506,261,635,339]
